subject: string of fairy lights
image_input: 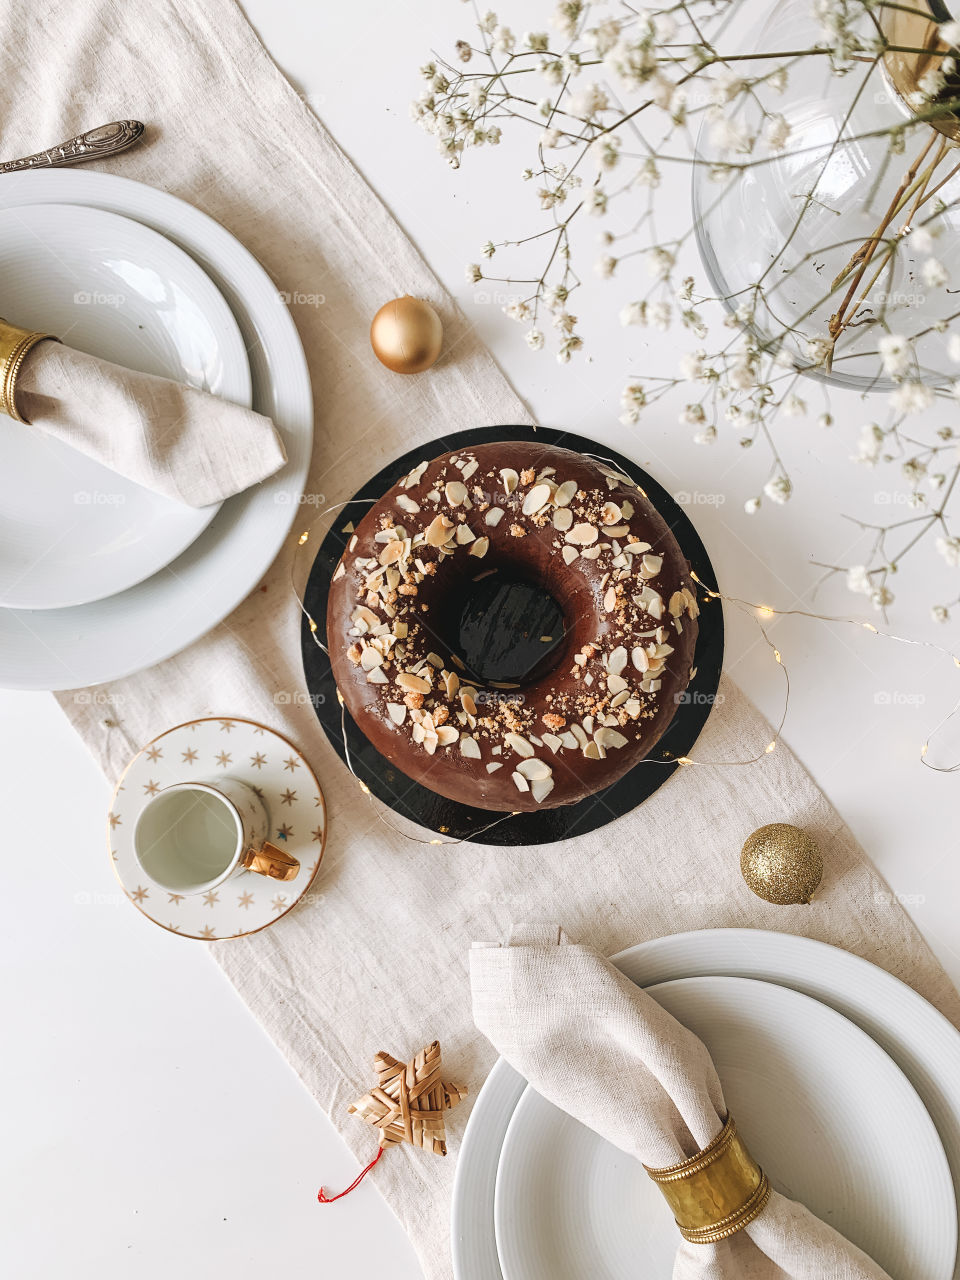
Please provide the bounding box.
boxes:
[289,480,960,847]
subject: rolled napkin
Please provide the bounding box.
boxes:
[4,324,287,507]
[470,923,892,1280]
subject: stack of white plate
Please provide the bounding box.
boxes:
[0,171,312,691]
[454,930,960,1280]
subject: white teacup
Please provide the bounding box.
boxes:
[133,777,299,895]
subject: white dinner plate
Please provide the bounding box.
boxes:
[452,930,960,1280]
[494,976,956,1280]
[0,171,312,690]
[0,202,251,609]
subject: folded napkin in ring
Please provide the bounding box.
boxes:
[470,923,893,1280]
[0,317,287,507]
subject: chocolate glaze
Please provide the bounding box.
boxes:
[327,441,698,811]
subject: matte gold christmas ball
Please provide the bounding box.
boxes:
[740,823,823,906]
[370,295,443,374]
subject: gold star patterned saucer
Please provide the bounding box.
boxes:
[108,717,326,940]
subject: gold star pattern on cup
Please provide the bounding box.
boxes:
[237,892,255,909]
[168,893,184,905]
[145,745,163,761]
[270,895,287,912]
[130,885,150,903]
[280,788,297,806]
[311,825,324,843]
[219,720,236,733]
[198,925,217,940]
[277,823,293,841]
[143,779,160,796]
[202,890,219,907]
[109,812,121,828]
[283,756,300,772]
[348,1042,467,1157]
[215,751,232,767]
[181,747,199,764]
[250,752,267,769]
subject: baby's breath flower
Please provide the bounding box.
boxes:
[782,393,807,417]
[856,423,884,464]
[846,565,872,595]
[466,263,483,284]
[620,301,646,326]
[493,25,515,54]
[764,474,792,505]
[878,333,911,378]
[890,380,934,414]
[594,254,617,277]
[922,257,949,288]
[481,241,496,259]
[525,329,545,350]
[744,497,761,515]
[619,382,647,424]
[572,82,609,117]
[762,114,790,150]
[552,1,584,39]
[936,536,960,567]
[932,604,950,622]
[645,247,675,279]
[524,31,549,53]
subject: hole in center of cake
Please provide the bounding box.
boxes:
[446,573,565,685]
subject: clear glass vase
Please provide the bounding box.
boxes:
[692,0,960,390]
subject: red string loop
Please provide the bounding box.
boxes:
[317,1145,385,1203]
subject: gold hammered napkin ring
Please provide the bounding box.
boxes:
[643,1114,771,1244]
[0,317,57,423]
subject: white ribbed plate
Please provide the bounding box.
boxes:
[0,202,250,609]
[494,976,955,1280]
[452,930,960,1280]
[0,171,312,690]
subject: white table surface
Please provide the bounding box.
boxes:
[4,3,960,1277]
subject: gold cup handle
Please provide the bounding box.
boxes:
[241,840,300,882]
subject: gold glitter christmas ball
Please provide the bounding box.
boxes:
[740,823,823,906]
[370,296,443,374]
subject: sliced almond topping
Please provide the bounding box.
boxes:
[461,458,479,480]
[486,762,503,773]
[595,727,629,750]
[562,545,579,565]
[332,561,346,582]
[604,523,631,538]
[522,483,552,515]
[402,460,428,488]
[531,775,555,804]
[360,646,384,671]
[460,689,478,717]
[470,537,490,558]
[583,741,604,760]
[625,699,642,718]
[485,507,505,527]
[445,480,468,506]
[511,771,530,793]
[566,522,599,546]
[396,494,420,514]
[366,668,388,684]
[610,690,629,708]
[553,479,577,507]
[570,723,588,748]
[625,540,651,555]
[669,590,685,618]
[500,468,519,495]
[422,732,439,756]
[425,514,454,547]
[456,524,475,544]
[603,587,617,613]
[460,736,481,759]
[641,554,663,579]
[632,646,649,672]
[553,507,574,532]
[396,672,430,694]
[560,731,578,749]
[516,758,551,780]
[393,621,408,639]
[608,646,628,676]
[601,501,622,525]
[444,670,460,698]
[607,673,628,695]
[378,540,404,566]
[386,703,407,726]
[504,732,534,758]
[436,725,460,747]
[542,733,563,753]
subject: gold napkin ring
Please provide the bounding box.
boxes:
[643,1114,771,1244]
[0,317,58,423]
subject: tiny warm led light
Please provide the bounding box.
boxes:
[765,740,777,754]
[773,649,782,663]
[336,689,345,706]
[298,530,310,546]
[429,839,443,845]
[863,622,878,632]
[757,606,774,619]
[358,780,371,795]
[676,755,693,765]
[309,619,318,633]
[921,742,929,757]
[954,657,960,669]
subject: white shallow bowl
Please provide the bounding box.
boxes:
[493,975,955,1280]
[0,171,312,691]
[453,930,960,1280]
[0,202,251,610]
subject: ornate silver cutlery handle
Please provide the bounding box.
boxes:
[0,120,145,175]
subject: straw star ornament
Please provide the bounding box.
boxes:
[318,1041,467,1203]
[350,1041,467,1155]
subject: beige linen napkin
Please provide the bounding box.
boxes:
[471,923,892,1280]
[17,338,287,506]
